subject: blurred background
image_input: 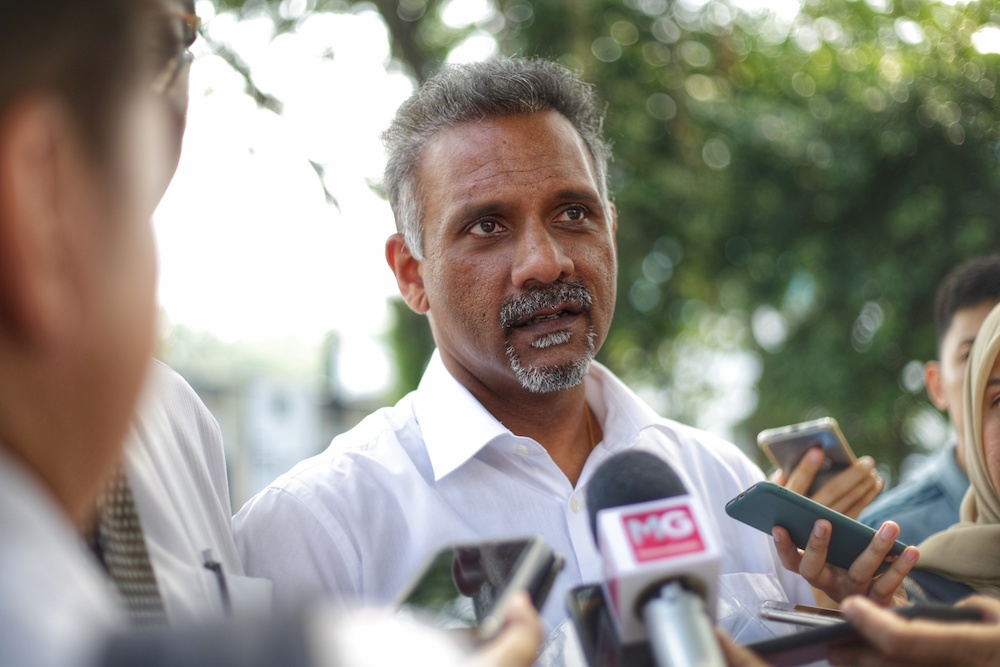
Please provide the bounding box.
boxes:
[154,0,1000,508]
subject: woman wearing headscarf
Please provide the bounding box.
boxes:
[910,300,1000,599]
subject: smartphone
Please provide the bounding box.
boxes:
[566,583,655,667]
[747,604,985,667]
[393,536,563,642]
[757,417,856,495]
[725,482,908,572]
[758,600,844,627]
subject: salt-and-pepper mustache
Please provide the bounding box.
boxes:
[499,281,593,330]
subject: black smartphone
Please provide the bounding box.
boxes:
[725,482,907,572]
[757,417,856,495]
[393,536,563,642]
[747,604,984,667]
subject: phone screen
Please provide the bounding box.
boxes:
[758,418,855,495]
[395,538,537,633]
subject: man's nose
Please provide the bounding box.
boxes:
[511,223,574,288]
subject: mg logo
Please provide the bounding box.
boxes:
[622,505,705,562]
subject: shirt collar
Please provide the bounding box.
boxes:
[413,350,669,481]
[413,351,512,481]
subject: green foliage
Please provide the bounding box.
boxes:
[493,0,1000,470]
[207,0,1000,474]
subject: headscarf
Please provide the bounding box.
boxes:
[917,301,1000,597]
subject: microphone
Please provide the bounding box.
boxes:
[587,450,724,667]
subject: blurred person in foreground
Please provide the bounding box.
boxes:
[0,2,541,666]
[859,256,1000,545]
[232,57,906,666]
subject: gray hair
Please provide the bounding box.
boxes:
[381,57,613,260]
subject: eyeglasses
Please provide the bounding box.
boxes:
[150,11,200,96]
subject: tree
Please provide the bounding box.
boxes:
[207,0,1000,473]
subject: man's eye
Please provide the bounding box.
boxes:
[559,206,588,222]
[470,219,502,235]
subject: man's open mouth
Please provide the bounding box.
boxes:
[512,305,583,328]
[500,281,593,331]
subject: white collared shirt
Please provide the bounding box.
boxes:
[126,361,272,622]
[234,351,813,653]
[0,448,122,667]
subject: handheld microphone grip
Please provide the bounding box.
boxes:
[644,581,724,667]
[586,451,724,666]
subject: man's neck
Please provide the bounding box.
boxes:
[470,381,602,487]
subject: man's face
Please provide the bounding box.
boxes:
[409,111,617,397]
[927,300,999,454]
[65,79,180,457]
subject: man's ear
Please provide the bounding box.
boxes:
[385,232,429,314]
[0,96,73,347]
[924,360,948,410]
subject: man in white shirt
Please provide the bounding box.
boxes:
[233,57,817,663]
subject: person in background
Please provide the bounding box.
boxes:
[860,255,1000,545]
[909,299,1000,597]
[0,2,541,666]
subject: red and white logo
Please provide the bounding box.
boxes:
[621,505,704,562]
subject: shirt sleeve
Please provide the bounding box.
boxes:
[233,480,362,611]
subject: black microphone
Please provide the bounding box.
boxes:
[586,451,725,667]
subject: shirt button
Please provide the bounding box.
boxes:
[570,497,581,513]
[515,444,529,456]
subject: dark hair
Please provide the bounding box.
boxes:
[934,255,1000,350]
[0,1,172,162]
[381,57,613,259]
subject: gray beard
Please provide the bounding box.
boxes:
[506,327,596,394]
[499,281,597,394]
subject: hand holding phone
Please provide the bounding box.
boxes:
[758,417,856,496]
[392,536,563,643]
[726,482,918,605]
[747,602,985,667]
[830,595,1000,667]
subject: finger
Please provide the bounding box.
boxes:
[782,447,824,495]
[957,594,1000,622]
[839,595,987,665]
[811,458,879,515]
[469,593,542,667]
[867,546,918,605]
[842,522,904,595]
[771,526,804,573]
[841,476,884,520]
[796,519,835,584]
[768,468,786,485]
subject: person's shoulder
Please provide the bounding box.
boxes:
[859,473,947,526]
[144,359,204,405]
[262,396,421,493]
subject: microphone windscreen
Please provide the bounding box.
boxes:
[586,451,688,541]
